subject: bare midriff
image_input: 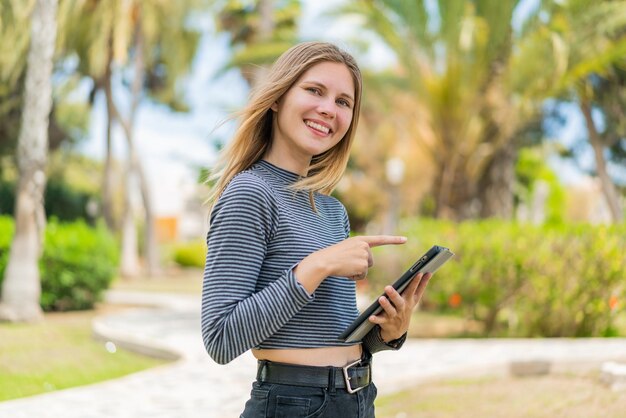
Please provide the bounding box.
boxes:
[252,344,362,367]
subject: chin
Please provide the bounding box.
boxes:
[297,143,327,157]
[306,140,340,156]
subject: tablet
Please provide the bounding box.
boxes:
[338,245,454,343]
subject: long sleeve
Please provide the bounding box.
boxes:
[200,174,313,364]
[362,325,406,354]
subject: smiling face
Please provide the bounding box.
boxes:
[267,61,356,174]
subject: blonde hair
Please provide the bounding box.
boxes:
[207,41,362,212]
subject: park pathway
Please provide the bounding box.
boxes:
[1,290,625,417]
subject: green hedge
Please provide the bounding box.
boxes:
[0,216,14,282]
[369,219,626,338]
[0,216,119,311]
[0,179,98,223]
[172,240,206,268]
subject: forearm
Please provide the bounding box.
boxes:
[293,252,332,294]
[201,268,313,364]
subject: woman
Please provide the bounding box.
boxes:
[201,41,432,418]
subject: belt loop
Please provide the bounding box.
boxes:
[328,367,336,393]
[256,360,267,381]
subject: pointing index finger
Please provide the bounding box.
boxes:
[358,235,408,247]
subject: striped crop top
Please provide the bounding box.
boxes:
[201,160,400,364]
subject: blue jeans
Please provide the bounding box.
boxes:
[239,380,378,418]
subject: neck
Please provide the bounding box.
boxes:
[263,147,311,177]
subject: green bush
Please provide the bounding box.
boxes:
[0,216,14,281]
[0,216,119,311]
[369,219,626,337]
[44,180,99,223]
[0,180,15,216]
[0,179,98,223]
[172,241,206,268]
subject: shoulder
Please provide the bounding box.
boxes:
[321,193,350,232]
[218,170,277,205]
[226,170,273,194]
[211,170,279,222]
[316,193,347,214]
[208,171,280,244]
[316,193,350,228]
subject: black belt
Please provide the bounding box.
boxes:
[256,356,372,394]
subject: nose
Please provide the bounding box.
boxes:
[317,98,336,118]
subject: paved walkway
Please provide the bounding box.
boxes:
[1,290,626,418]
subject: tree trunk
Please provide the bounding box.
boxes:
[580,97,623,223]
[101,38,116,231]
[252,0,275,85]
[237,0,275,87]
[119,170,140,277]
[114,8,159,277]
[103,63,141,278]
[128,14,158,277]
[0,0,58,322]
[478,141,515,219]
[435,148,461,219]
[133,150,158,276]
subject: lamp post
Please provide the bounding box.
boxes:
[385,157,405,234]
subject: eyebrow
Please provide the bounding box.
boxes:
[301,80,355,102]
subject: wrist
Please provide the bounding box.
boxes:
[294,253,330,293]
[378,328,407,349]
[379,328,401,343]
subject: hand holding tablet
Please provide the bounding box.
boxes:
[339,245,454,343]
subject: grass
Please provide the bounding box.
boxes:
[0,305,169,402]
[375,366,626,418]
[0,269,199,402]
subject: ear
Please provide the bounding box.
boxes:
[271,101,278,112]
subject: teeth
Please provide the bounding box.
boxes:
[305,120,330,134]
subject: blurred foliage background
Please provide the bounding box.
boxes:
[370,219,626,338]
[0,0,625,336]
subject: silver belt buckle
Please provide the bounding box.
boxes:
[342,359,365,394]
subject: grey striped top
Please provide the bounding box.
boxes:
[201,160,399,364]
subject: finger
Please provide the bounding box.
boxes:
[403,273,432,308]
[384,286,406,310]
[367,247,374,267]
[368,314,386,325]
[401,273,426,307]
[402,272,424,298]
[349,271,367,281]
[358,235,408,248]
[378,295,398,317]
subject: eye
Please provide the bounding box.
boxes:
[305,87,321,95]
[337,98,352,108]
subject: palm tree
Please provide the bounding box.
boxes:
[341,0,525,220]
[594,66,626,176]
[216,0,301,87]
[0,1,32,160]
[0,0,79,168]
[517,0,626,222]
[59,0,205,275]
[561,1,626,222]
[0,0,58,322]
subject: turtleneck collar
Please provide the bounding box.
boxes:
[255,159,304,184]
